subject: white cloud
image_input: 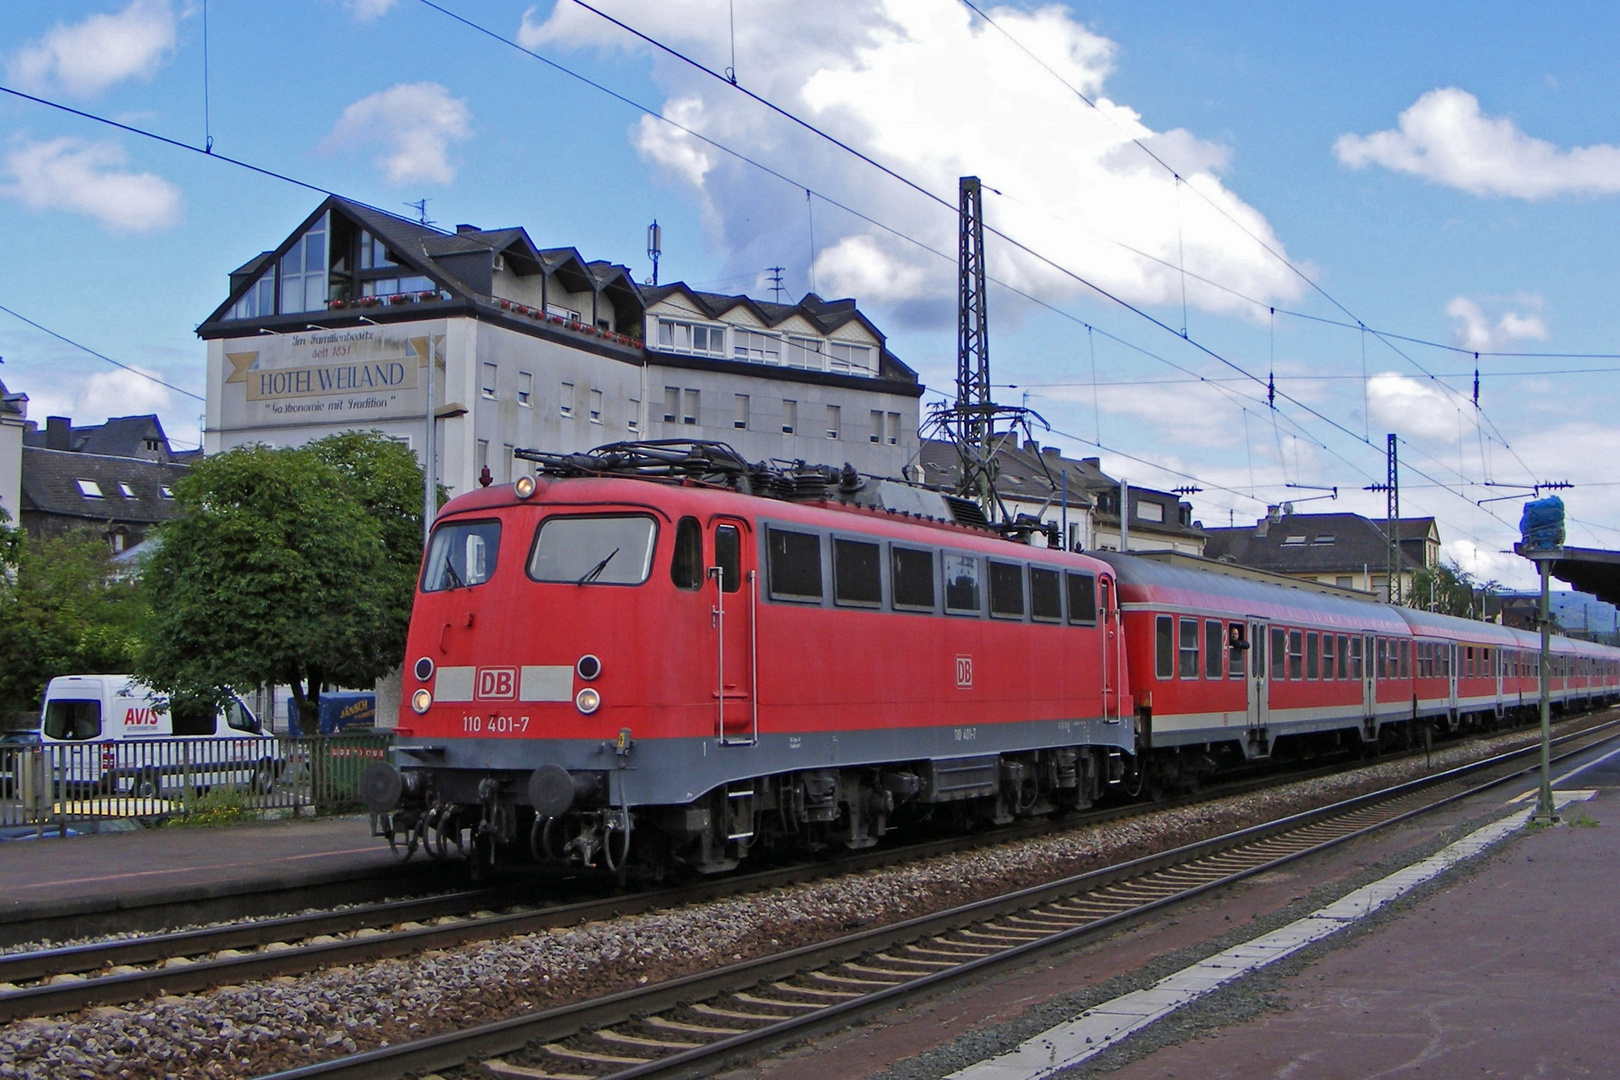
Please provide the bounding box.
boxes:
[80,367,175,420]
[322,83,473,185]
[1445,295,1548,351]
[527,0,1303,321]
[8,0,177,99]
[1,136,184,234]
[1335,87,1620,199]
[1366,372,1465,442]
[344,0,398,22]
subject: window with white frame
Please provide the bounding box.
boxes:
[547,304,582,323]
[560,382,575,418]
[782,399,797,435]
[628,399,640,432]
[683,389,700,425]
[785,335,823,369]
[733,329,781,364]
[517,372,532,406]
[481,363,497,400]
[502,445,515,483]
[826,404,841,439]
[118,482,137,497]
[1136,501,1164,523]
[734,394,750,430]
[828,341,873,374]
[663,387,680,423]
[887,411,901,445]
[589,389,603,424]
[656,318,726,358]
[476,439,489,478]
[77,479,104,498]
[278,215,328,315]
[870,410,884,444]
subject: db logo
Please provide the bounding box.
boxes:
[476,667,517,700]
[954,655,974,689]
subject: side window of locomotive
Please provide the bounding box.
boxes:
[1288,630,1304,680]
[891,546,935,611]
[1270,628,1287,680]
[767,527,823,602]
[1204,620,1224,679]
[1030,567,1062,622]
[671,517,703,589]
[943,553,981,615]
[988,560,1025,619]
[1065,572,1097,625]
[833,538,882,607]
[1155,616,1174,680]
[530,515,657,585]
[1179,617,1199,679]
[715,524,741,593]
[422,519,501,592]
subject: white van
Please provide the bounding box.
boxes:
[39,675,278,796]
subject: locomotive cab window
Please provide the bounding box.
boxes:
[767,527,823,602]
[423,519,501,592]
[833,538,882,607]
[1066,572,1097,625]
[944,553,981,615]
[715,524,741,593]
[530,514,656,585]
[891,546,935,611]
[1030,567,1062,622]
[988,560,1025,619]
[671,517,702,589]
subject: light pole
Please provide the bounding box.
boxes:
[1516,493,1566,826]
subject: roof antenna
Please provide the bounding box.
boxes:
[405,198,433,227]
[646,220,662,286]
[766,266,785,303]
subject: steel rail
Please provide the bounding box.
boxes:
[249,717,1620,1080]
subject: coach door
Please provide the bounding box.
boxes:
[1447,643,1459,714]
[711,519,757,746]
[1247,619,1269,731]
[1362,634,1378,718]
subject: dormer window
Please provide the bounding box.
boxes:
[159,486,174,499]
[77,479,104,498]
[655,318,726,358]
[1313,535,1335,545]
[828,341,873,374]
[1136,501,1164,524]
[1282,535,1307,545]
[118,483,137,497]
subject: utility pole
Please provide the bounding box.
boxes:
[957,176,991,453]
[1364,433,1401,605]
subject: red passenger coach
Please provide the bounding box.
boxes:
[368,444,1136,876]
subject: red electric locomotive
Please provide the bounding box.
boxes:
[366,443,1135,876]
[363,441,1620,876]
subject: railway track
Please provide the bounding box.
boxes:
[246,717,1620,1080]
[2,710,1607,1027]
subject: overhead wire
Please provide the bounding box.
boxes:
[0,303,205,402]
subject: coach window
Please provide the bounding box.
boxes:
[1288,630,1304,680]
[1179,617,1200,678]
[1156,616,1174,680]
[423,519,500,592]
[1270,628,1287,680]
[1350,636,1364,679]
[1205,620,1224,679]
[989,560,1026,619]
[1465,646,1474,678]
[1228,623,1245,678]
[833,538,882,607]
[1252,624,1266,677]
[715,525,742,593]
[1066,571,1097,625]
[767,527,824,602]
[1030,567,1062,622]
[1306,632,1320,680]
[1321,633,1335,680]
[671,517,702,589]
[944,553,982,615]
[1400,640,1411,679]
[1375,638,1387,679]
[891,546,935,611]
[1337,635,1350,679]
[530,515,656,585]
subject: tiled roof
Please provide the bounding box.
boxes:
[20,447,188,524]
[0,378,25,418]
[1202,511,1431,574]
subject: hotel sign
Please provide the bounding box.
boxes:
[221,322,444,427]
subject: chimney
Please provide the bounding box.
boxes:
[1042,446,1062,460]
[1023,439,1040,454]
[45,415,72,451]
[1081,457,1101,469]
[455,223,479,234]
[1268,504,1282,523]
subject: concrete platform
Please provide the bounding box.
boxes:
[732,743,1620,1080]
[0,814,428,934]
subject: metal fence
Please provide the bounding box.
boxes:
[0,734,393,834]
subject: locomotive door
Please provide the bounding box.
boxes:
[1100,576,1120,723]
[1247,620,1269,731]
[711,519,757,746]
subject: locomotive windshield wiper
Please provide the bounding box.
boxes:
[440,557,466,591]
[577,548,620,585]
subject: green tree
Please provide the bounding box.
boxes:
[139,433,422,728]
[1410,560,1502,619]
[0,511,151,715]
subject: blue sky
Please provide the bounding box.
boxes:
[3,0,1619,588]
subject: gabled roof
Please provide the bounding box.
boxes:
[23,414,175,461]
[917,438,1091,507]
[0,378,24,419]
[1202,511,1429,575]
[20,448,188,525]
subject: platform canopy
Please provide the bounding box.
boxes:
[1514,544,1620,607]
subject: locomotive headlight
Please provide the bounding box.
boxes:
[413,656,434,682]
[576,654,602,681]
[514,475,537,499]
[411,688,433,714]
[575,687,601,714]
